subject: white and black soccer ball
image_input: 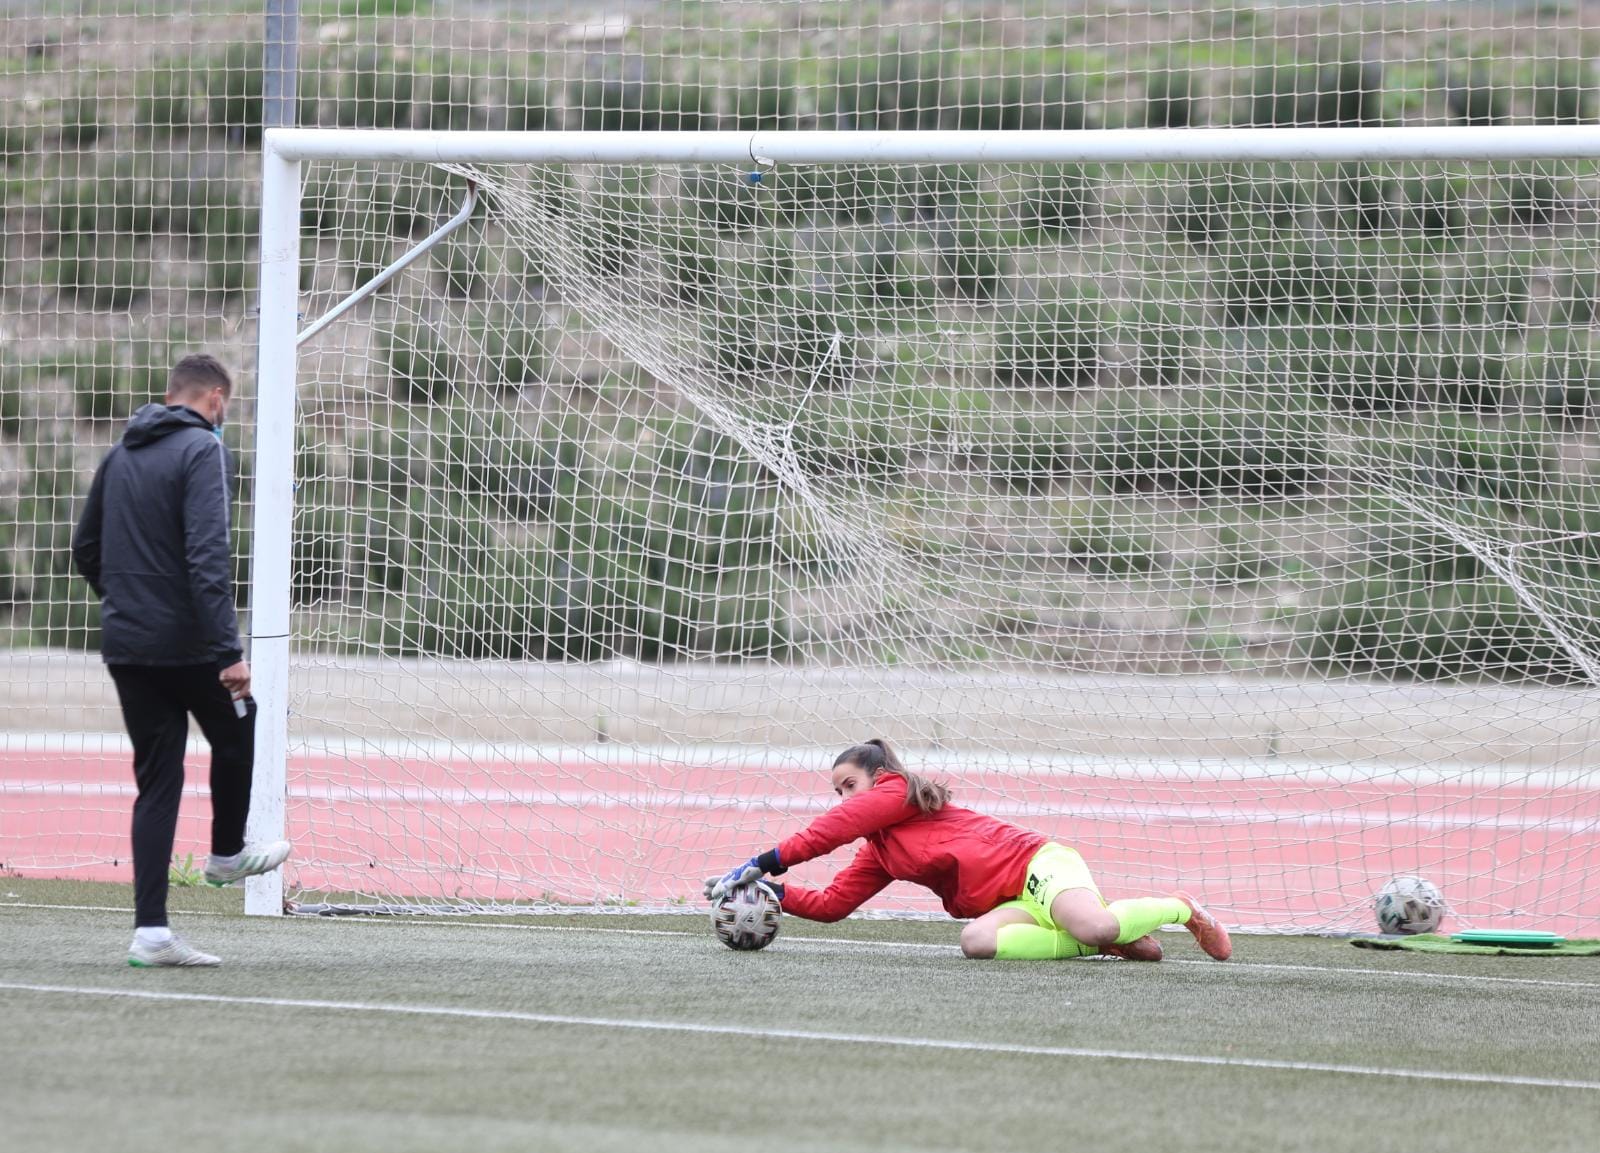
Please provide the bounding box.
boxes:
[1374,875,1447,935]
[712,882,782,951]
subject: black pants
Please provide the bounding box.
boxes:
[108,664,255,928]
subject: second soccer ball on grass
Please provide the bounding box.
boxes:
[1375,875,1448,935]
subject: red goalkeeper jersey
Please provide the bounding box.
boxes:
[775,772,1047,921]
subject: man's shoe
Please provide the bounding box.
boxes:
[1174,890,1233,961]
[128,936,221,967]
[205,840,293,887]
[1100,934,1164,962]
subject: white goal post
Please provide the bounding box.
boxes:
[250,127,1600,928]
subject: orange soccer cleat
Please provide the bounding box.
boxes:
[1173,891,1233,961]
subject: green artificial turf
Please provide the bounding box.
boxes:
[3,879,1598,1153]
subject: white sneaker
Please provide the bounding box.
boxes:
[128,935,221,967]
[205,840,293,887]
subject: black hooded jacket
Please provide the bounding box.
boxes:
[71,403,244,668]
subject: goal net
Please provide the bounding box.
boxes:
[274,138,1600,932]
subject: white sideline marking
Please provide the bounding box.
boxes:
[1,981,1595,1092]
[6,901,1600,991]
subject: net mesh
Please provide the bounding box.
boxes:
[4,1,1600,932]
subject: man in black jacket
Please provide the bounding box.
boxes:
[73,354,291,967]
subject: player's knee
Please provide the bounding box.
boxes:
[1060,912,1118,947]
[959,921,996,959]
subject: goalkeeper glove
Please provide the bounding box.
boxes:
[704,859,762,901]
[703,849,784,901]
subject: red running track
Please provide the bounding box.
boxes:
[4,745,1598,933]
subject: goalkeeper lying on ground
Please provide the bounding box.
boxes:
[705,739,1232,962]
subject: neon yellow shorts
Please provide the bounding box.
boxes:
[993,842,1101,930]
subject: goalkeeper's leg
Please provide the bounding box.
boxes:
[1024,845,1199,957]
[1053,887,1229,961]
[965,845,1167,961]
[961,905,1097,959]
[962,902,1159,960]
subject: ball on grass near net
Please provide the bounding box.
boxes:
[1374,875,1447,935]
[712,882,782,951]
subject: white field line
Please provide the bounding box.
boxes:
[5,732,1596,790]
[1,902,219,916]
[5,778,1595,833]
[5,900,1600,991]
[1,981,1595,1092]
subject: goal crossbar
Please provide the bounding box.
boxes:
[263,125,1600,165]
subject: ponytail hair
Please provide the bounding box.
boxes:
[832,738,950,814]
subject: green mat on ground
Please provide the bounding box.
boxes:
[1351,934,1600,956]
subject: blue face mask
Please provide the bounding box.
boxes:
[213,424,224,441]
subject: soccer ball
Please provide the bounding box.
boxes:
[1374,875,1447,935]
[712,882,782,951]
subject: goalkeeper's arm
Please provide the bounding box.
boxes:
[772,845,893,923]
